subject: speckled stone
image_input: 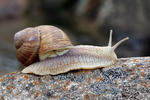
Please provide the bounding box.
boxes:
[1,57,150,100]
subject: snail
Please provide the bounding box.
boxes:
[14,25,129,75]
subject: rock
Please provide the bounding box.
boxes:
[0,57,150,100]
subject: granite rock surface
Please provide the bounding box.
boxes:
[0,57,150,100]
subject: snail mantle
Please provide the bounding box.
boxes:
[0,57,150,99]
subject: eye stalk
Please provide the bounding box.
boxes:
[107,30,129,50]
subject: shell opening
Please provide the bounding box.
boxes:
[39,48,70,60]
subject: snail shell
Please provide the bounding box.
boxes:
[14,25,73,66]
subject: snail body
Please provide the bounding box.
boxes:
[14,25,129,75]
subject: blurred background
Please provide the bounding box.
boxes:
[0,0,150,75]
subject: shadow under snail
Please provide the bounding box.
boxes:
[14,25,129,75]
